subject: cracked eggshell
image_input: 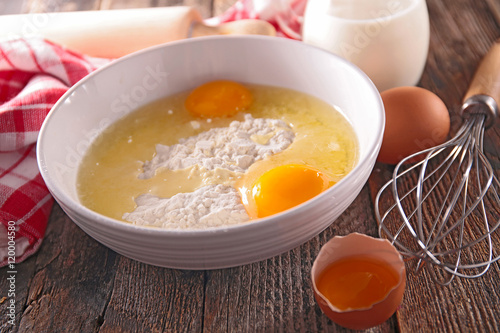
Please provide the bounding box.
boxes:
[311,233,406,330]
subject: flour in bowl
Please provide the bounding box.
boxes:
[77,84,359,227]
[123,184,250,229]
[123,114,296,228]
[139,114,295,179]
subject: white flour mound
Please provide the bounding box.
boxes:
[123,114,296,229]
[139,114,295,179]
[123,184,250,229]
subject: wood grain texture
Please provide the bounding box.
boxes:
[22,0,101,12]
[18,205,118,333]
[0,188,388,333]
[212,0,235,16]
[1,0,500,332]
[368,1,500,332]
[100,0,213,18]
[486,0,500,25]
[0,1,28,14]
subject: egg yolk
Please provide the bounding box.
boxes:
[242,164,331,218]
[316,256,400,311]
[185,80,253,117]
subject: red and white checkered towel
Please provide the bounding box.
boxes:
[0,0,306,267]
[0,38,103,266]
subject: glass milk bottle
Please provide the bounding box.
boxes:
[302,0,430,92]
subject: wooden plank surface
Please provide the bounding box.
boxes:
[367,1,500,333]
[0,0,499,332]
[486,0,500,24]
[15,0,229,17]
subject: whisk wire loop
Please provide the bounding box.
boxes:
[376,113,500,285]
[375,39,500,285]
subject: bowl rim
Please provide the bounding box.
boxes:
[37,35,385,236]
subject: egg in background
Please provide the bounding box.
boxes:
[377,86,450,165]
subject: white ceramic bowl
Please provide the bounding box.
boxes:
[37,36,384,269]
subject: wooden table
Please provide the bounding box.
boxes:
[1,0,499,332]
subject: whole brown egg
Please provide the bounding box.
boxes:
[377,86,451,165]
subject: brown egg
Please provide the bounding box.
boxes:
[311,233,406,330]
[377,86,450,165]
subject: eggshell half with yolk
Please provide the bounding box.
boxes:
[311,233,406,330]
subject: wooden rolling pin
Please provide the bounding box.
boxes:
[0,6,276,58]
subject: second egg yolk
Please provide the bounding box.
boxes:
[243,164,332,218]
[185,80,253,118]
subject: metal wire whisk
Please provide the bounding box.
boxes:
[375,39,500,286]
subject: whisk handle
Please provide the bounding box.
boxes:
[464,38,500,101]
[462,38,500,127]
